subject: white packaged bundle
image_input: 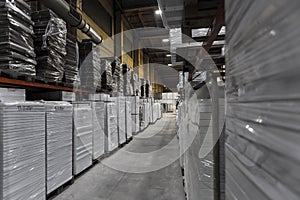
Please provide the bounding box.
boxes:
[131,114,139,134]
[73,102,93,175]
[0,102,46,200]
[91,102,105,160]
[44,102,73,194]
[105,102,118,152]
[0,88,25,101]
[125,101,132,140]
[111,97,126,145]
[126,96,140,114]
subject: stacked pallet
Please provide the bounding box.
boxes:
[0,102,46,200]
[79,40,101,90]
[65,34,79,84]
[105,102,118,152]
[127,96,140,134]
[73,102,93,175]
[125,101,133,140]
[225,0,300,199]
[31,9,67,82]
[44,101,73,194]
[0,0,36,76]
[100,59,113,91]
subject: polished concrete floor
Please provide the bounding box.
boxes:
[53,113,186,200]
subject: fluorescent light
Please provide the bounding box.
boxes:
[166,54,172,57]
[168,64,172,67]
[162,38,169,43]
[155,10,162,15]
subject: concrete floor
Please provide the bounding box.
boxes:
[53,113,186,200]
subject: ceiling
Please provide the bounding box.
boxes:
[120,0,225,88]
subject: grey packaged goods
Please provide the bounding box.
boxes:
[0,102,46,200]
[131,114,139,134]
[79,40,101,90]
[0,0,36,76]
[125,101,132,140]
[73,102,93,175]
[105,102,118,152]
[100,59,113,91]
[44,102,72,194]
[131,71,139,96]
[111,97,126,145]
[122,64,133,96]
[31,9,67,82]
[0,88,25,101]
[126,96,140,114]
[110,57,122,95]
[91,102,105,159]
[65,34,79,84]
[225,1,300,199]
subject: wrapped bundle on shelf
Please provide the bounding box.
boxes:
[91,102,105,160]
[0,0,36,76]
[79,40,101,90]
[122,64,133,96]
[100,59,113,91]
[44,102,73,194]
[105,102,118,152]
[131,71,140,96]
[125,101,132,140]
[73,102,93,175]
[110,58,122,95]
[31,9,67,82]
[0,88,25,101]
[225,1,300,199]
[65,34,79,85]
[0,102,45,200]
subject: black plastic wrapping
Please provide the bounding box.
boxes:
[0,0,36,76]
[64,34,79,84]
[32,9,67,82]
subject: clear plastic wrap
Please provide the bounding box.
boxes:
[32,9,67,82]
[0,0,36,76]
[91,102,105,160]
[105,102,118,152]
[73,102,93,175]
[131,71,140,96]
[225,0,300,199]
[125,101,132,140]
[0,88,25,101]
[0,101,46,200]
[65,34,79,84]
[44,101,73,194]
[100,59,113,90]
[111,97,126,145]
[79,40,101,90]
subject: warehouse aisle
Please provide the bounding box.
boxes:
[53,113,185,200]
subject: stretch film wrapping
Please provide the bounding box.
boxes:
[179,93,225,200]
[131,114,139,134]
[225,0,300,199]
[91,102,105,160]
[105,102,118,152]
[32,9,67,82]
[112,97,126,145]
[45,102,72,194]
[0,0,36,75]
[0,88,25,101]
[126,96,140,115]
[0,102,45,200]
[73,102,93,175]
[125,101,132,140]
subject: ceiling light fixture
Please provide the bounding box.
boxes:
[168,64,172,67]
[155,9,162,15]
[166,54,172,57]
[162,38,169,43]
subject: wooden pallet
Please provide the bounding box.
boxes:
[47,178,75,200]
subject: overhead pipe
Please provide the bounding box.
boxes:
[42,0,103,44]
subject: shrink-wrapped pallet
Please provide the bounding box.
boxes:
[44,101,72,194]
[73,102,93,175]
[125,101,132,140]
[91,102,105,160]
[0,102,46,200]
[105,102,118,152]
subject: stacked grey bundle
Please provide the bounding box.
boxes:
[122,64,133,96]
[0,102,46,200]
[127,96,140,134]
[100,59,113,90]
[0,88,25,101]
[91,101,105,160]
[44,101,73,194]
[65,34,79,84]
[125,101,132,140]
[0,0,36,76]
[105,102,118,152]
[110,58,122,95]
[73,102,93,175]
[225,0,300,199]
[131,71,140,96]
[31,9,67,82]
[79,40,101,90]
[111,97,126,145]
